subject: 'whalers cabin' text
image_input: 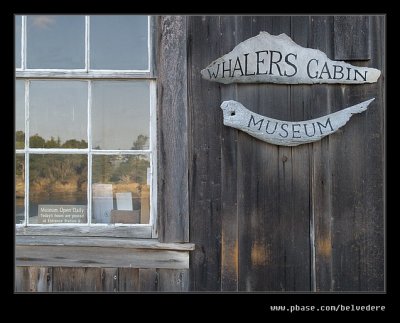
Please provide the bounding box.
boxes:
[206,50,368,81]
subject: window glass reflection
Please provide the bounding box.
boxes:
[16,80,25,149]
[15,15,22,68]
[29,81,87,148]
[29,154,87,224]
[92,81,149,150]
[90,15,148,70]
[92,155,150,224]
[16,154,25,224]
[27,15,85,69]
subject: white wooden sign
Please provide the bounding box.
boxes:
[220,99,374,146]
[202,32,381,84]
[92,183,113,223]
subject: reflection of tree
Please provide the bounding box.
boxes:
[16,133,149,197]
[30,154,87,193]
[45,136,60,148]
[93,155,149,184]
[92,155,113,183]
[62,139,87,148]
[92,154,149,211]
[15,156,24,179]
[132,134,149,150]
[15,132,88,148]
[16,131,25,149]
[30,134,46,148]
[15,155,25,198]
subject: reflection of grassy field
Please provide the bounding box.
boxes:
[16,178,24,198]
[112,182,141,194]
[29,176,87,196]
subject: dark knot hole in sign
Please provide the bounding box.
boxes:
[230,111,236,116]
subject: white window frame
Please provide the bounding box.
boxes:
[15,15,157,239]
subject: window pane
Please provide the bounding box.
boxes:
[92,81,149,150]
[90,15,148,70]
[29,81,87,148]
[16,154,25,224]
[15,15,22,68]
[27,15,85,69]
[29,154,87,224]
[16,80,25,149]
[92,155,150,224]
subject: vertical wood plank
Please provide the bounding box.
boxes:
[15,266,52,292]
[329,15,384,291]
[270,16,310,291]
[283,15,312,291]
[219,15,239,292]
[139,269,158,291]
[158,269,189,291]
[310,15,335,292]
[235,16,311,291]
[236,15,275,291]
[334,16,370,60]
[101,268,118,292]
[118,268,139,292]
[361,15,384,291]
[150,15,158,78]
[157,15,189,242]
[52,267,102,292]
[188,16,222,291]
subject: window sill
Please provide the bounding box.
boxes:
[16,225,153,239]
[16,236,195,269]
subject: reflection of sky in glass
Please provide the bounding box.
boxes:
[30,81,87,145]
[15,16,21,68]
[16,80,24,132]
[92,81,149,150]
[90,15,148,70]
[27,15,85,69]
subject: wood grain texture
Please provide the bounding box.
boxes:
[329,15,384,291]
[186,15,383,292]
[101,268,118,292]
[15,266,52,292]
[188,16,222,291]
[118,268,140,291]
[361,15,384,291]
[139,269,158,291]
[16,236,194,251]
[220,15,239,291]
[16,225,152,238]
[312,15,384,291]
[310,15,336,291]
[235,16,311,291]
[16,245,189,269]
[289,16,313,292]
[157,16,189,243]
[52,267,103,292]
[158,269,189,291]
[334,16,370,60]
[150,15,158,78]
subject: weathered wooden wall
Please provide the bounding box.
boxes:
[15,15,384,293]
[15,267,189,292]
[188,15,385,291]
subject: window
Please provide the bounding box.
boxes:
[15,15,156,238]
